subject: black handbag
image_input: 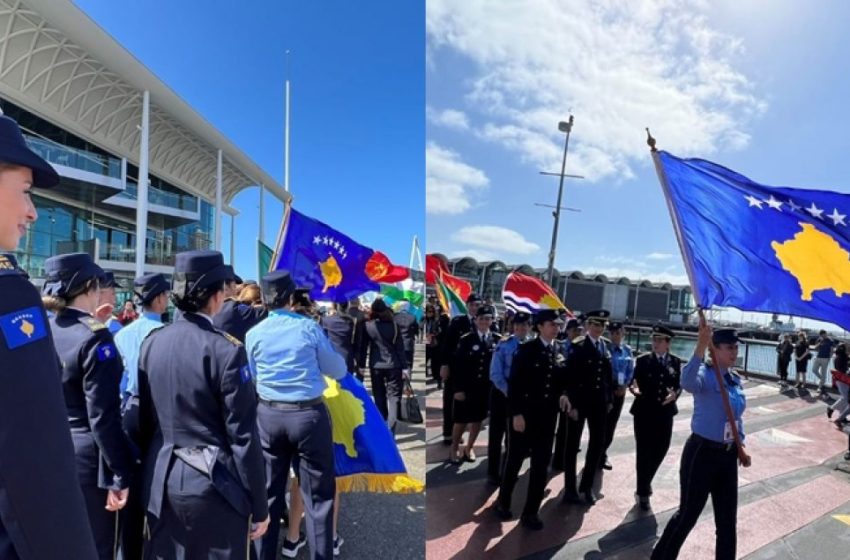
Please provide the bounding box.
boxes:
[399,378,423,424]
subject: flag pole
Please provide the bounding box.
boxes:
[268,200,292,274]
[648,129,751,468]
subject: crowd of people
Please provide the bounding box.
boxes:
[429,291,750,558]
[0,113,419,560]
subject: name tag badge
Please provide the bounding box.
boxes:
[723,421,738,443]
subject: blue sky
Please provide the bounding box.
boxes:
[426,0,850,331]
[75,0,424,280]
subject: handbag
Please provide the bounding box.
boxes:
[398,378,423,424]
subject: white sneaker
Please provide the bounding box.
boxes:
[281,533,306,558]
[333,534,344,556]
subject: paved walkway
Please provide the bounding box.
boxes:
[426,377,850,559]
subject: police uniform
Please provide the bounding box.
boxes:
[630,325,681,508]
[487,312,531,484]
[553,316,581,470]
[114,272,170,560]
[45,253,135,560]
[652,328,747,560]
[495,309,567,529]
[564,309,614,504]
[320,308,362,375]
[136,251,268,559]
[439,294,481,442]
[247,270,347,560]
[213,279,268,343]
[452,309,501,425]
[602,322,634,470]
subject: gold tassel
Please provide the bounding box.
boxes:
[335,473,424,494]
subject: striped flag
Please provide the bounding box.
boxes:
[435,273,468,317]
[502,270,572,315]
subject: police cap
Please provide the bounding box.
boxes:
[466,293,483,305]
[42,253,104,297]
[261,270,298,303]
[476,304,495,318]
[584,309,611,324]
[134,273,169,305]
[649,324,675,339]
[171,250,231,299]
[512,311,532,324]
[609,321,624,332]
[0,114,60,188]
[712,328,739,346]
[566,318,580,330]
[99,271,123,290]
[535,308,565,326]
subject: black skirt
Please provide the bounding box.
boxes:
[453,383,490,423]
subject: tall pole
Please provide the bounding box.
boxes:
[259,183,265,244]
[134,90,150,277]
[215,149,222,250]
[284,50,291,193]
[545,115,574,286]
[229,214,235,266]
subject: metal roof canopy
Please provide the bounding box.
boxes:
[0,0,289,209]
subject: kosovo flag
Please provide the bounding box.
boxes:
[274,208,379,302]
[657,150,850,329]
[322,374,423,493]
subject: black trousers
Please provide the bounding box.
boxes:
[777,357,790,381]
[487,387,508,480]
[634,412,674,497]
[602,392,625,461]
[370,368,403,431]
[442,376,455,439]
[145,460,249,560]
[552,411,567,470]
[81,483,118,560]
[652,435,738,560]
[121,398,144,560]
[255,403,336,560]
[564,405,607,493]
[497,410,558,517]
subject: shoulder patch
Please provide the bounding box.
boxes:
[0,305,47,349]
[96,342,118,362]
[79,316,107,332]
[240,364,252,383]
[220,331,243,346]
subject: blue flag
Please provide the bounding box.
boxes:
[657,150,850,329]
[322,374,423,493]
[274,208,379,302]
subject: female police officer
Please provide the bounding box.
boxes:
[42,252,135,559]
[652,317,749,560]
[0,114,99,559]
[136,250,269,558]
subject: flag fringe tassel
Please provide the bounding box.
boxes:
[335,472,424,494]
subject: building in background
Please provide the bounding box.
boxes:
[0,0,287,302]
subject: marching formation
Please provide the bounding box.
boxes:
[431,291,748,558]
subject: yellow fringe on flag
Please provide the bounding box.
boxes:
[336,473,424,494]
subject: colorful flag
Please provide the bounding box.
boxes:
[381,278,425,320]
[426,254,449,284]
[258,239,274,278]
[502,270,570,315]
[435,273,468,317]
[366,251,410,283]
[272,206,406,303]
[654,150,850,329]
[322,374,423,494]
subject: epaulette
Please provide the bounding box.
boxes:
[636,351,652,359]
[572,335,586,345]
[600,336,611,343]
[219,330,243,347]
[79,316,107,332]
[0,254,19,274]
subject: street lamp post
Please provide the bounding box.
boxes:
[545,115,574,287]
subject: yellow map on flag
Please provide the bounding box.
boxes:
[771,223,850,301]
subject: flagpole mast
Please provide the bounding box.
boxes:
[284,50,291,194]
[648,129,750,467]
[546,115,574,286]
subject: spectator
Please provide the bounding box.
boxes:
[794,332,812,389]
[813,330,834,395]
[776,334,793,386]
[828,342,850,427]
[359,299,409,432]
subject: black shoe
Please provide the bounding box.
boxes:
[581,490,598,505]
[828,407,835,419]
[601,458,612,470]
[493,502,513,520]
[562,491,582,504]
[520,514,544,530]
[636,494,650,511]
[551,462,564,472]
[442,438,452,446]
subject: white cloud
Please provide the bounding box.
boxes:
[452,225,541,254]
[646,252,675,260]
[426,142,489,214]
[447,248,497,262]
[427,0,766,182]
[577,265,690,286]
[427,107,470,130]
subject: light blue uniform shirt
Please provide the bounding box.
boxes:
[246,309,347,402]
[681,355,747,443]
[490,335,522,395]
[114,311,163,396]
[608,343,635,387]
[106,317,122,335]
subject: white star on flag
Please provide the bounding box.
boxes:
[805,202,824,219]
[323,236,330,245]
[333,240,340,250]
[829,208,847,226]
[313,235,321,244]
[765,196,783,211]
[745,195,764,209]
[788,200,802,212]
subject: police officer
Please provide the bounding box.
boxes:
[601,321,634,471]
[113,272,170,560]
[320,300,363,379]
[494,309,568,530]
[652,321,749,560]
[136,250,269,558]
[95,271,123,334]
[0,112,99,559]
[553,316,582,470]
[488,311,532,485]
[564,309,614,505]
[213,265,268,342]
[247,270,347,560]
[630,324,681,510]
[450,304,501,463]
[439,293,483,445]
[43,253,135,559]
